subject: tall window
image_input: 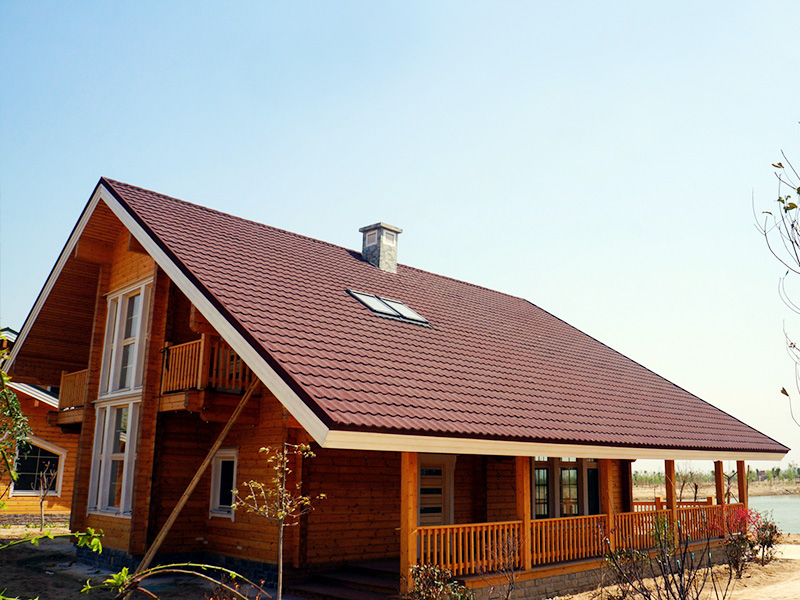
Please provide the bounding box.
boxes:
[210,448,238,519]
[100,283,150,395]
[88,401,140,514]
[534,468,550,518]
[11,438,65,497]
[560,467,579,516]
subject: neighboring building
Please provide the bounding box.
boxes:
[2,329,78,525]
[4,179,789,598]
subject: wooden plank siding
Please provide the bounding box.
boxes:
[3,396,78,515]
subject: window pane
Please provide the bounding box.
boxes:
[560,467,579,516]
[534,467,549,518]
[111,407,129,454]
[350,291,399,316]
[218,460,235,508]
[381,299,427,323]
[15,446,60,492]
[123,293,140,339]
[107,459,125,509]
[118,343,135,389]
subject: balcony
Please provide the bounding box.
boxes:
[50,368,89,425]
[159,336,257,421]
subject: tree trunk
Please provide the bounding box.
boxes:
[277,521,284,600]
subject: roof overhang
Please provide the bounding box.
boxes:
[322,430,787,462]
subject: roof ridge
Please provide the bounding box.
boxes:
[101,177,530,303]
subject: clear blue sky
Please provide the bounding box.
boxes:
[2,1,799,470]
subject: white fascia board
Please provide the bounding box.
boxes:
[9,382,59,408]
[94,185,331,444]
[322,430,787,462]
[3,193,102,373]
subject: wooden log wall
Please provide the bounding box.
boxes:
[486,456,517,521]
[70,226,154,546]
[129,267,169,555]
[303,449,401,565]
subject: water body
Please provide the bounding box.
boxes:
[749,495,800,533]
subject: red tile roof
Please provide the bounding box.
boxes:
[102,178,788,455]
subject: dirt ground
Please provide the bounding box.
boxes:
[1,527,798,599]
[0,527,218,600]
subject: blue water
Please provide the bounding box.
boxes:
[749,495,800,534]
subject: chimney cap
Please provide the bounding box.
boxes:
[359,222,403,234]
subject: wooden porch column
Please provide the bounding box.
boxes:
[714,461,725,505]
[737,460,748,508]
[665,460,678,544]
[515,456,533,570]
[400,452,419,594]
[599,459,616,550]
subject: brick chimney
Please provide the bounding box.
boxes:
[359,222,402,273]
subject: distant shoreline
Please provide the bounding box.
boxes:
[633,481,800,502]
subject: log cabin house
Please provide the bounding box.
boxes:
[1,329,78,524]
[3,178,789,599]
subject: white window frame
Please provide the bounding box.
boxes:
[99,280,151,398]
[87,398,140,517]
[10,436,67,497]
[209,448,238,520]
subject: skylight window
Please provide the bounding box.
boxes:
[347,290,429,325]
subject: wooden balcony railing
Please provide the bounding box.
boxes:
[414,504,744,577]
[633,497,713,512]
[417,521,522,577]
[531,514,606,565]
[58,369,88,410]
[161,337,254,395]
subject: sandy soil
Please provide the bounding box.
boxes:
[633,481,800,502]
[558,553,800,600]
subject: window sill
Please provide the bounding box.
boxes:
[209,510,235,521]
[87,509,131,520]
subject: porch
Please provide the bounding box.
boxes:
[398,453,749,592]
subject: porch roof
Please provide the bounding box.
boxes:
[7,178,790,459]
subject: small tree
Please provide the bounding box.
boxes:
[0,358,32,509]
[36,462,58,531]
[234,442,325,600]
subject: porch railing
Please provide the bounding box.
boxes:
[415,504,744,578]
[59,368,88,410]
[417,521,522,577]
[161,337,253,395]
[633,497,713,512]
[531,514,606,565]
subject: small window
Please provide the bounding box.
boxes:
[534,467,549,518]
[365,230,378,247]
[384,231,397,246]
[210,448,238,519]
[560,467,579,516]
[12,439,65,497]
[347,290,428,325]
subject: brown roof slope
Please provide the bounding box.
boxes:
[102,178,788,454]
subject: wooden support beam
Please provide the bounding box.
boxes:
[189,305,217,335]
[737,460,748,508]
[714,461,725,505]
[515,456,532,570]
[73,238,113,263]
[129,378,261,587]
[599,459,616,551]
[400,452,419,595]
[665,459,678,544]
[126,232,148,254]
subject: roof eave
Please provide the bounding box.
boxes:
[321,429,788,461]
